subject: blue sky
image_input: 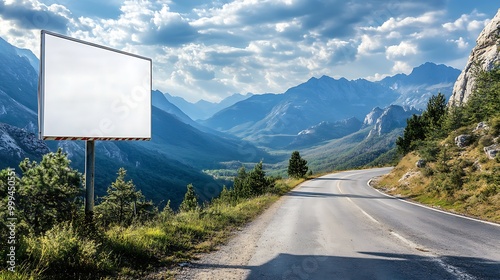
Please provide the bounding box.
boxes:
[0,0,498,102]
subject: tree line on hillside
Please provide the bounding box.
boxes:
[0,148,309,277]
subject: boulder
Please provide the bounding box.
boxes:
[455,134,471,148]
[473,122,490,135]
[416,159,426,168]
[484,144,500,159]
[474,121,489,131]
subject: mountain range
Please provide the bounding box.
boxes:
[200,63,459,149]
[0,35,461,206]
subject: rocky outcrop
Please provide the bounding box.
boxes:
[484,144,499,159]
[416,159,426,168]
[367,105,420,137]
[449,9,500,106]
[455,134,472,148]
[453,122,499,159]
[363,107,384,126]
[0,122,49,163]
[474,122,490,132]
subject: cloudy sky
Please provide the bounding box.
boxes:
[0,0,498,102]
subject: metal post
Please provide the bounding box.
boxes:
[85,140,95,217]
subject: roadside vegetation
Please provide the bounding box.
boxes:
[0,150,306,279]
[375,66,500,223]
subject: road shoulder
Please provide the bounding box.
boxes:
[174,189,291,279]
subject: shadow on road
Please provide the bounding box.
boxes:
[310,177,351,181]
[185,252,500,280]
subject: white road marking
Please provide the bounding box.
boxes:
[337,179,381,225]
[390,231,476,280]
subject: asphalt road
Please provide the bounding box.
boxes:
[245,168,500,280]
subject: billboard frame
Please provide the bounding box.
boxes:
[38,30,152,141]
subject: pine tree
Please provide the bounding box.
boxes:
[247,161,267,195]
[157,200,175,222]
[179,184,198,212]
[288,151,308,179]
[421,92,447,138]
[443,102,465,132]
[233,166,251,199]
[464,66,500,123]
[396,114,426,155]
[95,168,152,226]
[232,162,273,199]
[396,93,448,155]
[18,149,82,235]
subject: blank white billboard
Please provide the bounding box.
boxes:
[38,30,152,140]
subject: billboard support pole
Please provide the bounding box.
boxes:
[85,140,95,220]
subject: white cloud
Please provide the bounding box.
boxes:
[386,41,418,60]
[467,19,488,32]
[448,37,468,50]
[357,34,382,56]
[275,22,290,32]
[392,61,412,74]
[365,72,389,82]
[371,11,442,32]
[443,12,489,33]
[443,14,468,32]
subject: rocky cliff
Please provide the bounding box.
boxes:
[0,123,50,169]
[367,105,420,138]
[449,9,500,106]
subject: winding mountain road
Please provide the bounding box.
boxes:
[177,168,500,279]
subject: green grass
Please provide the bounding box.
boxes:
[0,263,42,280]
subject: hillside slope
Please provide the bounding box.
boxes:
[375,125,500,223]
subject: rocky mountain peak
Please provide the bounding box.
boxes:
[367,105,420,138]
[449,9,500,106]
[363,107,384,126]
